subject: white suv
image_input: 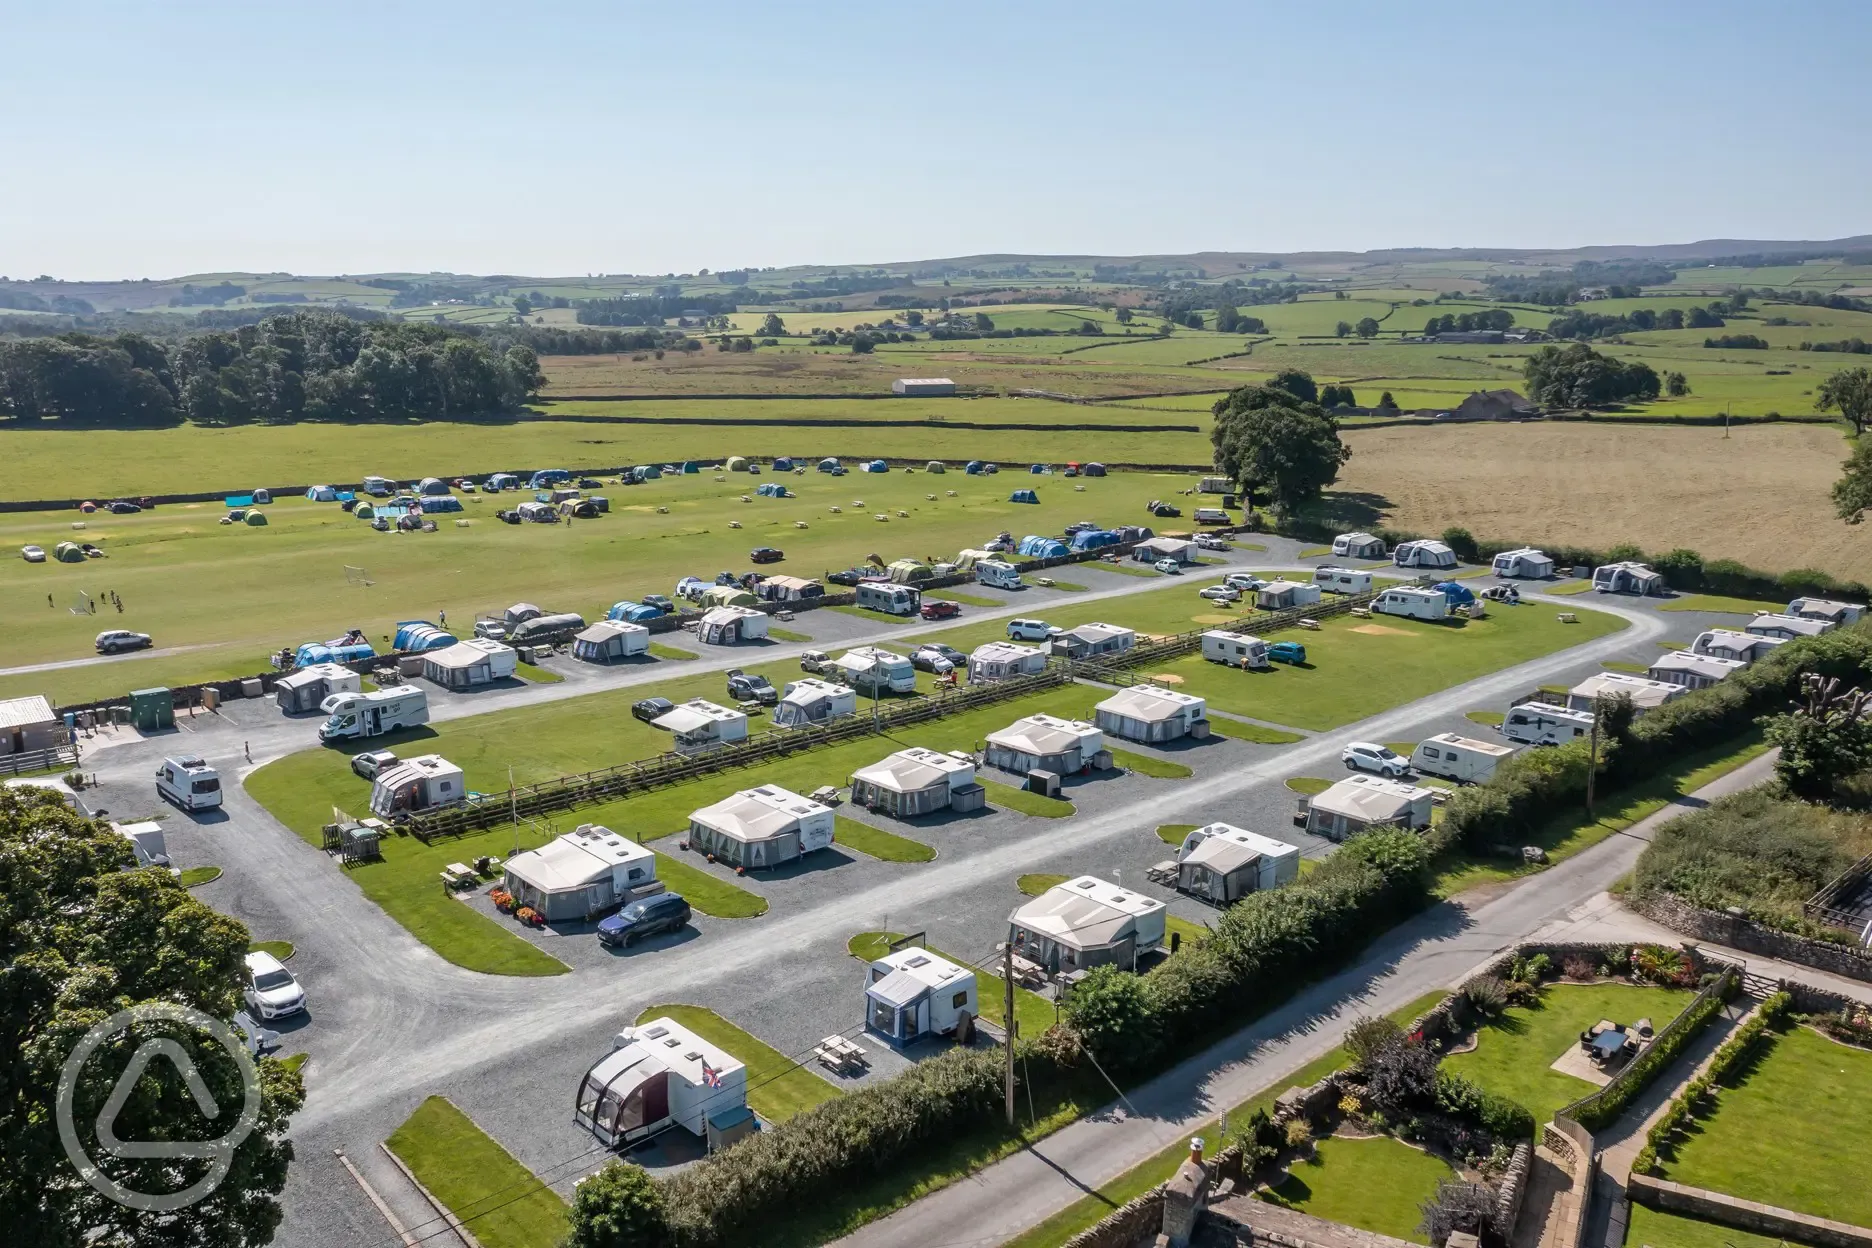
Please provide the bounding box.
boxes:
[1006,618,1057,641]
[1342,742,1409,777]
[242,951,307,1020]
[1224,573,1266,592]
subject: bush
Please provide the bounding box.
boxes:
[1345,1016,1405,1068]
[568,1162,673,1248]
[1284,1116,1313,1149]
[1063,965,1157,1069]
[1460,975,1510,1017]
[1440,526,1478,561]
[1419,1179,1500,1246]
[1365,1037,1441,1116]
[1435,1070,1534,1140]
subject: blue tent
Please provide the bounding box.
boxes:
[818,458,840,472]
[606,600,663,622]
[682,461,700,474]
[530,469,571,489]
[1070,529,1120,551]
[304,486,336,502]
[1433,581,1476,607]
[1009,488,1039,504]
[296,640,374,666]
[1018,535,1068,558]
[773,457,793,471]
[863,460,889,473]
[420,495,464,513]
[487,473,519,491]
[632,464,663,481]
[965,460,984,475]
[1029,464,1046,474]
[393,621,456,652]
[334,490,356,502]
[756,482,791,498]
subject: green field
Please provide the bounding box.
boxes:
[384,1097,568,1248]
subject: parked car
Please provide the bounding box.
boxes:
[1147,501,1181,518]
[1224,573,1266,592]
[726,669,777,705]
[1063,520,1099,535]
[827,568,867,587]
[799,650,833,674]
[1194,533,1229,551]
[1198,585,1241,604]
[749,547,785,564]
[910,649,954,674]
[94,630,153,655]
[597,892,692,947]
[640,593,676,613]
[21,545,45,563]
[351,749,399,779]
[242,951,307,1020]
[1267,641,1307,665]
[920,600,961,620]
[1006,618,1057,641]
[1480,584,1521,604]
[632,696,676,723]
[577,477,605,489]
[1154,558,1183,575]
[1342,741,1409,777]
[106,500,142,515]
[916,643,966,668]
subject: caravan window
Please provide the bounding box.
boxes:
[952,991,969,1008]
[1421,747,1440,759]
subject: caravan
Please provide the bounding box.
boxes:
[368,754,464,818]
[1312,565,1374,594]
[318,685,431,742]
[1201,630,1268,668]
[855,581,921,616]
[1410,733,1514,783]
[836,646,917,694]
[1501,701,1595,747]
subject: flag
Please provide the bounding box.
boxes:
[701,1059,722,1089]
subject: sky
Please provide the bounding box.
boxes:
[2,0,1867,280]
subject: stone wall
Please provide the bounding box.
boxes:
[1629,1175,1872,1248]
[1058,1187,1163,1248]
[1273,1073,1345,1125]
[1493,1142,1532,1235]
[1631,893,1872,985]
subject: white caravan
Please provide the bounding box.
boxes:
[1410,733,1514,783]
[318,685,431,742]
[1501,702,1595,747]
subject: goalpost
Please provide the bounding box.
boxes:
[343,565,375,587]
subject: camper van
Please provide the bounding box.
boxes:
[1410,733,1514,783]
[976,560,1024,590]
[1201,630,1268,668]
[1501,702,1595,747]
[155,755,222,811]
[855,581,921,616]
[837,647,917,694]
[1372,585,1449,621]
[318,685,431,743]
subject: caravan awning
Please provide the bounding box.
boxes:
[505,837,614,892]
[866,969,933,1010]
[654,706,718,734]
[692,792,795,842]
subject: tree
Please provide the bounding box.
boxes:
[1762,673,1872,799]
[1344,1016,1404,1068]
[1355,317,1380,338]
[511,294,532,317]
[1665,370,1690,397]
[1062,965,1156,1066]
[0,788,303,1246]
[1268,369,1318,403]
[1334,320,1352,338]
[1377,390,1397,410]
[1209,383,1352,517]
[1832,435,1872,523]
[565,1162,672,1248]
[903,310,923,327]
[1818,366,1872,435]
[973,312,994,331]
[758,313,785,337]
[1523,342,1661,408]
[1363,1034,1440,1115]
[1183,311,1204,329]
[1440,526,1477,560]
[1115,306,1133,325]
[850,335,875,354]
[1419,1179,1500,1246]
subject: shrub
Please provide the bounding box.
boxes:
[1284,1116,1313,1149]
[1562,954,1597,981]
[1440,526,1478,561]
[1365,1037,1441,1116]
[1345,1016,1405,1068]
[1231,1107,1283,1171]
[1460,976,1510,1017]
[568,1162,673,1248]
[1062,965,1157,1069]
[1436,1070,1534,1140]
[1565,970,1735,1131]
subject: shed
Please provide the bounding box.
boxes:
[1095,685,1208,744]
[1332,532,1386,559]
[1313,565,1373,594]
[1566,672,1686,714]
[756,574,823,603]
[1788,597,1866,627]
[891,378,956,397]
[369,754,464,818]
[573,619,651,663]
[866,947,977,1046]
[1256,579,1322,611]
[1591,561,1665,595]
[0,694,66,756]
[967,642,1048,683]
[699,605,769,645]
[504,825,658,922]
[1648,650,1745,690]
[1132,536,1198,564]
[1174,824,1299,904]
[1009,488,1039,504]
[576,1017,748,1150]
[423,638,518,689]
[652,700,749,751]
[1691,629,1786,665]
[1050,622,1136,661]
[686,785,835,868]
[274,663,359,714]
[393,620,457,653]
[1491,547,1555,579]
[773,677,858,727]
[1007,875,1166,975]
[1393,539,1457,570]
[1746,612,1833,641]
[1306,774,1435,840]
[985,714,1105,775]
[851,747,984,817]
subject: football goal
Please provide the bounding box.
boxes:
[343,566,375,587]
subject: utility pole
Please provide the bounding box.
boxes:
[1004,941,1017,1128]
[1585,695,1601,819]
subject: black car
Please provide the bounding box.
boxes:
[106,500,142,514]
[749,547,785,564]
[917,643,966,667]
[597,892,691,947]
[1148,501,1182,518]
[632,696,676,723]
[726,669,777,705]
[577,477,604,489]
[826,568,866,587]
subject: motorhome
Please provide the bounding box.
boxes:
[1501,701,1595,746]
[318,685,431,742]
[855,581,921,616]
[1372,585,1449,621]
[975,559,1024,589]
[155,755,222,811]
[1312,565,1374,594]
[1409,733,1514,783]
[835,646,917,694]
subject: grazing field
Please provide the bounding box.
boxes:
[385,1097,568,1248]
[1331,422,1866,581]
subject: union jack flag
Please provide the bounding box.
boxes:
[701,1059,723,1089]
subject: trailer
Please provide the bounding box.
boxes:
[1332,532,1386,559]
[1312,565,1374,594]
[318,685,430,742]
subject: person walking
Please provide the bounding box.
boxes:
[439,608,447,627]
[47,593,53,608]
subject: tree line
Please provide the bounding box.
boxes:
[1421,308,1514,335]
[1522,342,1660,407]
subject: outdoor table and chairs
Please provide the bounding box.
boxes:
[815,1034,869,1074]
[440,861,478,889]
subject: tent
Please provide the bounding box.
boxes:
[925,461,946,473]
[818,458,840,472]
[418,477,450,496]
[306,485,337,502]
[1082,463,1107,477]
[631,464,662,481]
[1069,529,1120,552]
[487,473,519,491]
[1432,580,1476,607]
[606,600,664,623]
[252,488,272,504]
[420,495,464,514]
[53,541,85,562]
[681,461,700,474]
[244,511,269,526]
[529,469,571,489]
[78,501,97,513]
[509,612,586,644]
[394,620,456,653]
[700,585,758,608]
[726,456,750,472]
[1017,535,1068,558]
[886,559,931,584]
[1029,464,1046,474]
[772,457,793,471]
[755,482,791,498]
[965,460,984,475]
[863,459,889,473]
[354,503,376,520]
[1009,488,1039,504]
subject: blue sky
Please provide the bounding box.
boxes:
[2,1,1866,279]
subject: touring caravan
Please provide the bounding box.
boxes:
[1201,630,1268,668]
[368,754,464,818]
[1409,733,1514,783]
[1491,547,1555,579]
[318,685,431,742]
[116,820,171,869]
[274,663,360,714]
[1592,561,1665,595]
[773,678,859,727]
[855,581,921,616]
[576,1017,750,1151]
[835,646,917,694]
[155,756,221,811]
[1312,565,1374,594]
[1501,702,1594,747]
[1332,532,1386,559]
[1372,585,1449,621]
[1173,824,1299,904]
[865,948,979,1046]
[686,785,836,867]
[1393,539,1457,570]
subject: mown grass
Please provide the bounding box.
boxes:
[1624,1204,1793,1248]
[1107,747,1192,779]
[634,1003,838,1121]
[179,865,221,887]
[649,642,697,660]
[1285,776,1331,796]
[1156,822,1198,845]
[1260,1136,1453,1244]
[651,850,768,918]
[247,940,295,961]
[1658,593,1789,614]
[1018,873,1068,895]
[385,1097,567,1248]
[834,815,935,863]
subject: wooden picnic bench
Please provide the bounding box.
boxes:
[440,862,477,889]
[814,1034,869,1073]
[1556,612,1578,623]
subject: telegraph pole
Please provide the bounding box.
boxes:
[1585,695,1601,819]
[1004,942,1017,1127]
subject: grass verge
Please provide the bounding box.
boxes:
[1659,593,1788,614]
[653,850,768,917]
[180,865,221,888]
[769,627,812,642]
[1285,776,1331,796]
[1108,747,1193,779]
[516,661,564,684]
[385,1097,568,1248]
[983,778,1074,817]
[834,815,936,863]
[650,642,697,660]
[248,940,295,962]
[1018,873,1068,895]
[1464,710,1504,726]
[635,1003,838,1121]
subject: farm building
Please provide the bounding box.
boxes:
[1131,536,1198,565]
[1372,585,1450,621]
[1050,622,1136,661]
[850,747,985,817]
[502,824,658,923]
[368,754,464,819]
[1567,672,1686,714]
[685,785,835,868]
[273,663,359,714]
[699,605,769,645]
[1312,565,1373,594]
[1306,775,1435,841]
[1332,532,1386,559]
[1746,612,1832,641]
[1393,539,1457,570]
[422,638,518,689]
[1256,579,1322,611]
[572,619,650,663]
[967,642,1048,683]
[1491,548,1556,579]
[1691,628,1786,664]
[865,947,977,1047]
[0,694,66,757]
[652,700,749,752]
[892,378,956,397]
[985,714,1106,775]
[1094,685,1208,744]
[1788,597,1866,626]
[1449,389,1539,420]
[755,575,823,603]
[773,678,858,727]
[1007,876,1167,976]
[1647,650,1746,690]
[1591,561,1666,595]
[1201,630,1268,667]
[1172,824,1299,905]
[575,1016,749,1151]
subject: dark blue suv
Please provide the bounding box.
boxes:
[597,893,691,948]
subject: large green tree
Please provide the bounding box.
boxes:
[1818,366,1872,436]
[1210,381,1351,516]
[0,788,303,1246]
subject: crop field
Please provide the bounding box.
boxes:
[1331,421,1868,580]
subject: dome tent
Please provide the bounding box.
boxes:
[245,510,269,526]
[726,456,751,472]
[418,477,451,496]
[354,503,376,519]
[1008,488,1039,504]
[925,461,946,474]
[54,541,85,562]
[773,457,794,471]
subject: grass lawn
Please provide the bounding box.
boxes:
[179,865,221,887]
[1465,709,1504,726]
[385,1097,567,1248]
[1156,823,1197,845]
[1018,873,1068,895]
[1442,982,1694,1126]
[1107,747,1192,779]
[1208,719,1306,745]
[1260,1135,1453,1244]
[1659,593,1788,614]
[1601,660,1649,674]
[515,660,564,684]
[1625,1203,1796,1248]
[1047,580,1088,591]
[834,815,936,863]
[1664,1024,1872,1226]
[768,626,812,642]
[649,642,697,660]
[1286,776,1331,795]
[651,850,768,917]
[1545,581,1595,596]
[982,778,1074,817]
[1298,546,1333,558]
[247,940,295,961]
[1165,914,1211,949]
[635,1003,838,1122]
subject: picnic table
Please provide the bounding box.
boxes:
[440,862,477,889]
[1590,1028,1629,1062]
[1009,952,1047,989]
[814,1034,868,1073]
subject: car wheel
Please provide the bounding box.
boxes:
[1345,759,1357,770]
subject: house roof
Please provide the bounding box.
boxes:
[690,785,829,843]
[988,713,1102,758]
[851,747,974,794]
[1010,875,1164,949]
[1180,823,1298,873]
[1312,775,1432,823]
[0,695,56,730]
[506,826,653,892]
[1096,684,1205,723]
[1568,672,1683,707]
[1650,651,1745,680]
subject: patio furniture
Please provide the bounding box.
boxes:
[815,1034,869,1073]
[1010,953,1046,990]
[1557,612,1578,624]
[1590,1028,1628,1063]
[1146,859,1178,885]
[441,862,477,889]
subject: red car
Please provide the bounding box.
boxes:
[920,600,961,620]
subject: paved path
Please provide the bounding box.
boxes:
[831,752,1777,1248]
[0,641,222,678]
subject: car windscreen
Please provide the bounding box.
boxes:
[253,970,294,991]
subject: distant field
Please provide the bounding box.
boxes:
[1332,421,1865,579]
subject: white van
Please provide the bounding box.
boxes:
[1501,703,1595,747]
[156,755,223,811]
[1193,506,1231,525]
[976,560,1025,590]
[1410,733,1514,783]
